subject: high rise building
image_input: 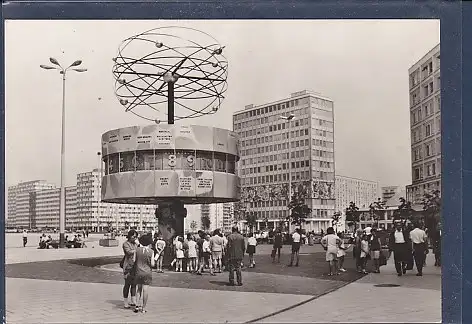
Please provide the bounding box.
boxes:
[8,180,56,228]
[335,175,379,211]
[406,44,441,205]
[233,90,335,232]
[7,170,157,230]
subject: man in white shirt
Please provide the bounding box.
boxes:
[288,228,302,267]
[410,222,428,276]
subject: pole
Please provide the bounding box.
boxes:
[59,72,67,248]
[97,153,102,233]
[168,81,175,124]
[287,120,292,234]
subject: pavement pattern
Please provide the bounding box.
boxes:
[5,234,441,323]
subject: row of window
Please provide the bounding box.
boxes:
[411,97,440,125]
[409,55,440,88]
[411,118,440,143]
[245,208,332,219]
[241,159,333,176]
[413,162,440,181]
[241,170,334,185]
[240,139,334,157]
[240,148,334,167]
[235,99,302,121]
[412,141,440,161]
[103,150,237,175]
[410,77,440,107]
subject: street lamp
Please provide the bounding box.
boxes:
[40,58,87,248]
[280,114,295,232]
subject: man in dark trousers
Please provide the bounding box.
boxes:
[388,220,412,276]
[226,226,245,286]
[409,221,428,276]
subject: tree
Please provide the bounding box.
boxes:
[369,198,386,228]
[395,197,414,225]
[201,215,211,231]
[106,221,113,232]
[233,200,247,221]
[287,191,311,228]
[190,220,198,232]
[332,211,342,233]
[345,201,360,230]
[422,190,441,231]
[245,212,257,233]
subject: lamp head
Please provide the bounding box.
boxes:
[70,60,82,67]
[49,57,60,66]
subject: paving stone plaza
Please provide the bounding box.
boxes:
[5,233,441,323]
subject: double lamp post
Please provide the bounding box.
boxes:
[40,58,87,248]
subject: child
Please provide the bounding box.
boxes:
[360,233,370,274]
[134,234,155,313]
[202,234,214,275]
[337,232,351,272]
[321,227,342,276]
[154,234,166,273]
[186,233,198,273]
[175,236,184,272]
[247,233,257,268]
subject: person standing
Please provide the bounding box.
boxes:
[186,234,198,273]
[154,233,166,273]
[321,227,342,276]
[370,228,382,273]
[288,228,301,267]
[226,226,245,286]
[431,223,441,267]
[272,229,283,263]
[389,220,412,276]
[134,234,155,313]
[175,236,185,272]
[122,229,138,309]
[210,229,225,273]
[22,230,28,247]
[336,232,350,272]
[246,233,257,268]
[410,221,428,276]
[352,229,363,272]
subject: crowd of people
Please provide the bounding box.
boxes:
[119,220,441,313]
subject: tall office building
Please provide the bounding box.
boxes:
[8,180,56,228]
[406,44,441,205]
[335,175,379,211]
[35,186,77,229]
[233,90,335,232]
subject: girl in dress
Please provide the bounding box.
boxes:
[247,233,257,268]
[186,233,198,273]
[175,236,185,272]
[360,233,370,274]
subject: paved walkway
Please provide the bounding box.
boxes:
[5,238,441,323]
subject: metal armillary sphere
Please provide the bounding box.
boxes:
[112,26,228,124]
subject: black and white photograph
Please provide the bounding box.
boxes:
[4,19,441,323]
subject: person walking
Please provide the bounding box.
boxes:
[22,230,28,247]
[431,223,441,267]
[389,220,412,276]
[226,226,245,286]
[352,228,363,272]
[134,234,155,313]
[288,228,301,267]
[359,233,370,274]
[410,221,428,276]
[122,229,138,309]
[272,229,283,263]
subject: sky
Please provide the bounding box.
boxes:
[5,19,440,190]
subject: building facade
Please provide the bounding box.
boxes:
[7,171,157,231]
[233,90,335,232]
[381,186,400,203]
[8,180,56,228]
[335,175,379,232]
[406,44,441,204]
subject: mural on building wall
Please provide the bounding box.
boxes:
[312,180,335,199]
[240,180,335,202]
